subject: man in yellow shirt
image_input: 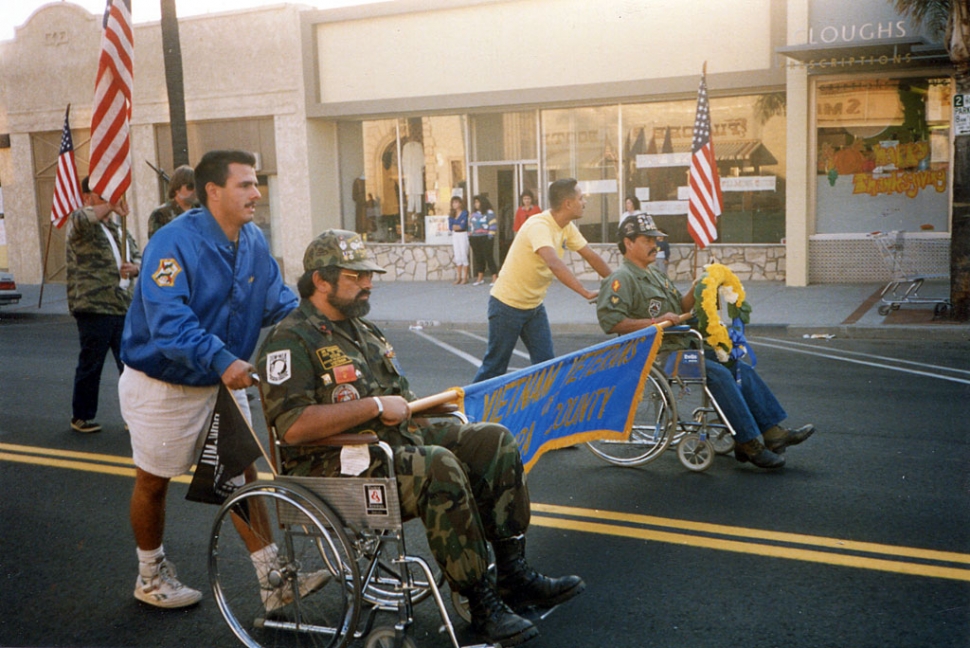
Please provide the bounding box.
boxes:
[473,178,611,382]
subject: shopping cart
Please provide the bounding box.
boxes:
[867,230,950,317]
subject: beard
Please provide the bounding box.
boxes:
[328,290,371,319]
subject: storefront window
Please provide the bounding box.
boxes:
[622,93,787,244]
[356,116,467,243]
[815,76,951,234]
[542,106,619,242]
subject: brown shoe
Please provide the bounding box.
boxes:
[734,436,785,469]
[764,424,815,453]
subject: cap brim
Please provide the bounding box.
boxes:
[340,259,387,273]
[644,229,667,238]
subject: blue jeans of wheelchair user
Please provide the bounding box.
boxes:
[703,351,787,444]
[473,296,555,383]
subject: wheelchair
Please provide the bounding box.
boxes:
[585,326,737,472]
[208,417,495,648]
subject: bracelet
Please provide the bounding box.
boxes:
[372,396,384,418]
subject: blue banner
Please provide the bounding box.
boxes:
[457,327,663,472]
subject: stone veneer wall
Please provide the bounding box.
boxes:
[369,243,786,282]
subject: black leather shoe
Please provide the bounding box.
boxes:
[494,536,586,612]
[462,579,538,646]
[734,437,785,469]
[764,424,816,453]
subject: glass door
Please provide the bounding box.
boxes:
[470,162,539,265]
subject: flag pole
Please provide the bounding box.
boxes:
[38,219,55,308]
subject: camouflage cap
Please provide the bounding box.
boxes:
[618,213,666,240]
[303,229,386,273]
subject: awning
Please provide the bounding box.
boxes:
[776,37,949,71]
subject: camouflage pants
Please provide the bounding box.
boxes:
[396,420,530,591]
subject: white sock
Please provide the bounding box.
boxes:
[137,545,165,578]
[251,543,279,588]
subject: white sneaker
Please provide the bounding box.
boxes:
[261,569,331,613]
[134,559,202,609]
[472,279,484,286]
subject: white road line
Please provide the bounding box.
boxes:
[749,336,970,377]
[455,329,530,359]
[409,328,483,368]
[749,339,970,385]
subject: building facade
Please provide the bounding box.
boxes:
[0,0,955,286]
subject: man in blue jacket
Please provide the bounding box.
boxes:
[120,150,298,608]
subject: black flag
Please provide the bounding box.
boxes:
[186,385,262,505]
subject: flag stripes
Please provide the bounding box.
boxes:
[50,105,83,229]
[687,69,723,250]
[89,0,133,205]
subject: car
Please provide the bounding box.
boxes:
[0,271,22,306]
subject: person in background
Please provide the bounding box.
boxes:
[449,195,470,285]
[473,178,612,383]
[120,150,298,609]
[147,165,196,239]
[66,177,141,434]
[655,234,670,274]
[469,194,499,285]
[513,189,541,234]
[621,195,642,220]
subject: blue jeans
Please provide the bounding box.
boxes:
[473,297,554,383]
[72,312,125,421]
[704,353,786,444]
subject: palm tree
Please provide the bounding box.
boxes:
[893,0,970,320]
[160,0,189,168]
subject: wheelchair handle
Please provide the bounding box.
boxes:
[408,389,461,414]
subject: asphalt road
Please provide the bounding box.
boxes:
[1,311,968,648]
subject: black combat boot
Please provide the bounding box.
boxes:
[461,578,538,646]
[494,535,586,613]
[763,424,816,453]
[734,436,786,469]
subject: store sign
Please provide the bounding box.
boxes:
[424,215,451,244]
[954,94,970,136]
[721,176,777,192]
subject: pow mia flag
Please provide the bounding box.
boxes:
[186,385,262,505]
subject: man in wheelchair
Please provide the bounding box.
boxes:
[596,215,815,469]
[256,229,585,646]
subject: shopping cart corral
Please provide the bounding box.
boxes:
[867,230,950,317]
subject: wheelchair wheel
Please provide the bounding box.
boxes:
[357,523,445,609]
[677,433,714,472]
[364,626,417,648]
[692,409,734,455]
[210,481,361,648]
[586,366,677,466]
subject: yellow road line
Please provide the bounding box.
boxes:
[531,516,970,582]
[3,443,968,581]
[532,503,970,565]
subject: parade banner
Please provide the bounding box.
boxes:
[457,327,663,472]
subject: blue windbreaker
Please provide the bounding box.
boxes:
[121,207,298,386]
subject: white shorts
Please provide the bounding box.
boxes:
[452,231,470,266]
[119,367,252,478]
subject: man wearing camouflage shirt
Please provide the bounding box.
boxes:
[66,177,141,434]
[257,229,585,647]
[147,165,195,239]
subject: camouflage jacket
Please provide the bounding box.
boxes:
[147,200,185,239]
[257,299,419,473]
[65,207,141,315]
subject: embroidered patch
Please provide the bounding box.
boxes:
[317,345,353,370]
[321,373,333,386]
[610,295,620,305]
[266,350,291,385]
[333,364,357,384]
[332,383,360,403]
[611,279,621,293]
[152,258,182,287]
[648,298,663,318]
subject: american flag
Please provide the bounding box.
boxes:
[50,105,83,229]
[89,0,133,205]
[687,68,723,249]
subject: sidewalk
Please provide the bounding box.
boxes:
[6,279,968,341]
